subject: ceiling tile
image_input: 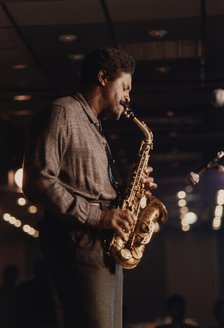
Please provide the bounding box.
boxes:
[6,0,106,26]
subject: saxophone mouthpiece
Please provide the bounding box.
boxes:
[120,101,135,120]
[120,100,130,109]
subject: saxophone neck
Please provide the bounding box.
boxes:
[122,107,153,143]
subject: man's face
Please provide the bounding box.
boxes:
[101,72,132,120]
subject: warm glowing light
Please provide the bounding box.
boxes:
[28,205,38,214]
[17,197,27,206]
[179,206,189,214]
[9,216,16,225]
[212,216,221,230]
[177,191,186,199]
[217,189,224,205]
[182,224,190,232]
[149,29,167,38]
[214,205,223,217]
[14,168,23,188]
[13,64,28,69]
[59,34,77,42]
[13,95,32,101]
[14,219,22,227]
[178,199,187,207]
[23,224,31,233]
[182,212,198,225]
[68,54,84,61]
[3,213,11,221]
[33,230,39,238]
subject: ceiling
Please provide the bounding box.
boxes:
[1,0,224,235]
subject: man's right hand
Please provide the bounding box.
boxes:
[98,208,136,240]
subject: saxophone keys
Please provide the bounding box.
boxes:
[120,248,132,260]
[131,247,144,260]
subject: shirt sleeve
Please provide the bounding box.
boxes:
[22,103,102,227]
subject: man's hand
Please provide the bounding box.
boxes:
[142,166,157,191]
[98,208,136,240]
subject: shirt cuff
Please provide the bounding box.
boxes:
[86,203,102,226]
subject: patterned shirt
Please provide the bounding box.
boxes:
[22,92,117,227]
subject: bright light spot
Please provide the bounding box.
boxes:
[179,206,189,214]
[14,168,23,188]
[212,216,221,230]
[17,197,27,206]
[33,230,39,238]
[177,191,186,199]
[13,95,32,101]
[178,199,187,207]
[217,189,224,205]
[214,205,223,217]
[28,205,38,214]
[182,212,198,224]
[14,219,22,228]
[28,227,35,235]
[9,216,16,225]
[23,224,30,233]
[182,224,190,232]
[3,213,11,221]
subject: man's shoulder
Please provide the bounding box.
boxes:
[52,95,81,109]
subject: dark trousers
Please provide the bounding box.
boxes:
[39,219,123,328]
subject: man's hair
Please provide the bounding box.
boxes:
[80,47,136,85]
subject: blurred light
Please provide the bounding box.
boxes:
[167,111,174,117]
[179,206,189,214]
[17,197,27,206]
[214,205,223,217]
[68,54,84,61]
[217,189,224,205]
[177,191,186,199]
[9,216,16,225]
[182,212,198,225]
[8,170,15,187]
[14,168,23,189]
[59,34,77,42]
[211,89,224,108]
[13,64,28,70]
[149,29,167,38]
[182,224,190,232]
[212,216,221,230]
[155,66,171,74]
[28,205,38,214]
[178,199,187,207]
[3,213,11,221]
[13,95,32,101]
[185,185,193,193]
[14,219,22,228]
[1,212,38,238]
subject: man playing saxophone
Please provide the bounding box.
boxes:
[22,47,157,328]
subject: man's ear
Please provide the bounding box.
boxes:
[98,70,107,86]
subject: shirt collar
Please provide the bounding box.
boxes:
[73,92,100,126]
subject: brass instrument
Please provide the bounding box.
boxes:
[108,106,167,269]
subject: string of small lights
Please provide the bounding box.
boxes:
[1,211,39,238]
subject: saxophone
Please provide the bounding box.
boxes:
[108,106,167,269]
